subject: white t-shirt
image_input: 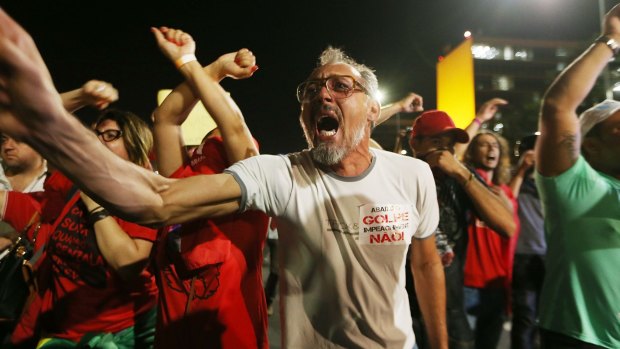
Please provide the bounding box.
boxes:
[267,218,279,240]
[227,148,439,349]
[0,162,47,192]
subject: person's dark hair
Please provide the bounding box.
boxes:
[517,133,538,156]
[94,109,153,168]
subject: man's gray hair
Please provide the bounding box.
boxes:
[317,47,379,102]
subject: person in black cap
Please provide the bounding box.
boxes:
[408,110,517,349]
[508,133,545,349]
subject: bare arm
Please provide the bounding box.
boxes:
[508,150,535,197]
[0,10,242,226]
[454,98,507,158]
[60,80,119,113]
[151,83,195,176]
[411,235,448,349]
[152,27,258,177]
[425,150,516,237]
[376,92,423,126]
[80,192,153,281]
[539,5,620,176]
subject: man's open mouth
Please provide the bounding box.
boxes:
[317,115,339,137]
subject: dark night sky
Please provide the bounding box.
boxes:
[0,0,607,154]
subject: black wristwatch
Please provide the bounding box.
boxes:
[596,35,620,56]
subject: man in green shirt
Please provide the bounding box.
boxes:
[537,4,620,349]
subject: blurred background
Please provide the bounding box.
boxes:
[1,0,615,156]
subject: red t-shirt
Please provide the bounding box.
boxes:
[5,172,158,342]
[155,136,269,349]
[463,170,520,290]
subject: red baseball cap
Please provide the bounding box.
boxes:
[410,110,469,143]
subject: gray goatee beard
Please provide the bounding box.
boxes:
[309,122,367,166]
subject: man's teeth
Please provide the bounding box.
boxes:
[319,130,336,136]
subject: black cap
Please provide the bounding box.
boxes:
[517,134,538,156]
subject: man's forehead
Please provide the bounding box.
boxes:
[309,63,362,79]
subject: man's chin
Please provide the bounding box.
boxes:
[310,144,347,166]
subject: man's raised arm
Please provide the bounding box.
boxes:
[538,4,620,176]
[0,9,240,225]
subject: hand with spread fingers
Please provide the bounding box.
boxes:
[475,98,508,123]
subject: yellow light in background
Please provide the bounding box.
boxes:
[157,89,217,146]
[436,38,476,129]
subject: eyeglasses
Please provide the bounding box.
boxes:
[296,75,369,103]
[95,129,123,142]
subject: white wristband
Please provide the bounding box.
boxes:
[174,54,197,69]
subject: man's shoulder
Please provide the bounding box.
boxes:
[284,149,316,168]
[228,153,291,174]
[373,148,430,169]
[536,156,599,187]
[535,155,618,202]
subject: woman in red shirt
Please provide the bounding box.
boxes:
[2,109,158,348]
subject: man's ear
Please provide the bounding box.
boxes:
[367,99,381,124]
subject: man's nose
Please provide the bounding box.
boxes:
[316,85,333,101]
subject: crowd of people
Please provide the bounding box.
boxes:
[0,2,618,349]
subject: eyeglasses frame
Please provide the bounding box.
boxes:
[296,75,370,103]
[95,129,123,143]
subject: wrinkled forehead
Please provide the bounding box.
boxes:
[308,63,363,80]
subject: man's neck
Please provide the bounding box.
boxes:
[6,161,45,192]
[330,147,374,177]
